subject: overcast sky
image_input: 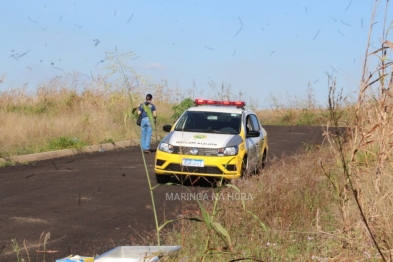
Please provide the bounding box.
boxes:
[1,0,391,107]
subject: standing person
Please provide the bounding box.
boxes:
[138,94,157,153]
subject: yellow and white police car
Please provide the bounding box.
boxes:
[154,99,268,183]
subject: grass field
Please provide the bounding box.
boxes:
[0,78,334,160]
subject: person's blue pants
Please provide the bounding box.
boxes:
[140,117,152,150]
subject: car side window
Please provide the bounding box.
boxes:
[174,112,188,130]
[246,115,254,132]
[250,115,261,131]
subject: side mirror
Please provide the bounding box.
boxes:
[163,125,172,132]
[246,130,260,138]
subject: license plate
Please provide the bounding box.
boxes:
[182,158,204,167]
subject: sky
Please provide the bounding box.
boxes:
[1,0,392,108]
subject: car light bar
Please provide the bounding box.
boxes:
[194,99,246,107]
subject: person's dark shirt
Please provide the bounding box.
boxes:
[138,102,156,118]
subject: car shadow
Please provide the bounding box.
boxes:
[164,175,225,188]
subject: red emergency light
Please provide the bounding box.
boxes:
[194,99,246,107]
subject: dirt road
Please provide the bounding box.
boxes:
[0,125,327,261]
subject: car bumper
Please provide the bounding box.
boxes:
[154,150,243,179]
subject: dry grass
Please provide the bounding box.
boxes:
[320,2,393,261]
[256,107,330,126]
[0,85,132,157]
[0,75,329,159]
[0,73,191,158]
[158,148,379,261]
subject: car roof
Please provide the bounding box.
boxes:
[187,105,254,114]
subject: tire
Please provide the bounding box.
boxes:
[261,151,267,169]
[241,156,249,178]
[156,174,171,184]
[255,161,261,175]
[255,152,267,174]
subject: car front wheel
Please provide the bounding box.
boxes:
[241,156,251,178]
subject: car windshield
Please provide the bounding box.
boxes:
[174,111,241,134]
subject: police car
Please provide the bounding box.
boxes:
[154,99,268,183]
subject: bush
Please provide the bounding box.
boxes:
[171,98,194,120]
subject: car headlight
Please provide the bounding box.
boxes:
[217,146,238,156]
[158,141,173,153]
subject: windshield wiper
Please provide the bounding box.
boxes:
[210,130,231,134]
[175,128,199,132]
[175,129,231,134]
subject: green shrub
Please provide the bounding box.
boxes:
[47,137,87,150]
[171,98,194,120]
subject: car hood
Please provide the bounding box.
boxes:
[162,131,243,148]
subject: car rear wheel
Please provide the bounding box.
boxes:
[156,174,171,184]
[261,151,267,169]
[255,151,267,174]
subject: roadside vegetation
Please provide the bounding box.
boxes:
[0,76,334,160]
[2,1,393,261]
[160,148,354,261]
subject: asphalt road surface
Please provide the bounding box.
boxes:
[0,125,327,261]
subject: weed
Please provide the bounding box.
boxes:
[296,110,317,126]
[0,160,15,167]
[100,138,115,144]
[3,104,48,114]
[47,137,87,150]
[36,232,51,262]
[10,238,31,262]
[80,114,90,126]
[11,239,22,262]
[282,111,296,124]
[107,48,172,250]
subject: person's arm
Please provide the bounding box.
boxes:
[137,104,143,115]
[152,105,157,123]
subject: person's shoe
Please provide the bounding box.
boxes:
[144,150,151,154]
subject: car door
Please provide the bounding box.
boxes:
[245,114,258,169]
[250,114,264,163]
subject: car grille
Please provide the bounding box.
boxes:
[165,164,222,174]
[172,146,218,156]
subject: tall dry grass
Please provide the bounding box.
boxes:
[256,85,351,127]
[0,71,191,158]
[324,1,393,260]
[0,74,330,159]
[159,148,373,261]
[0,49,335,160]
